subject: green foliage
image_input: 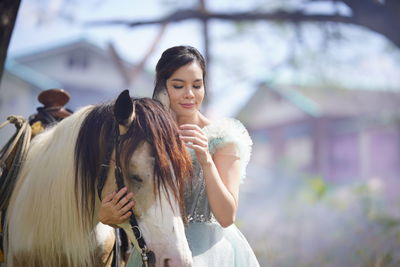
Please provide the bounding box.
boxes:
[301,175,329,202]
[372,214,400,231]
[233,21,255,34]
[245,171,400,266]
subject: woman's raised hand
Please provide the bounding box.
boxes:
[98,187,135,226]
[179,124,211,166]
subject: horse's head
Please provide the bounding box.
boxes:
[75,90,193,267]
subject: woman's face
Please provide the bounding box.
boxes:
[166,61,205,117]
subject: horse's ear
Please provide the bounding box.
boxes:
[114,90,135,135]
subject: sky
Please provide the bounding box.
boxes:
[8,0,255,117]
[7,0,400,117]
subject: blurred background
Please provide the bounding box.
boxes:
[1,0,400,266]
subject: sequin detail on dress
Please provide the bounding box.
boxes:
[183,118,260,266]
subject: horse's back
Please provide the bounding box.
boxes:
[4,107,101,267]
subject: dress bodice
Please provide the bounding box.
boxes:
[184,118,253,223]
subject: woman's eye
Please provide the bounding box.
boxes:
[193,85,201,89]
[173,85,183,89]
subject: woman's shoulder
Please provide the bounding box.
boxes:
[203,117,252,157]
[203,117,249,139]
[204,117,253,182]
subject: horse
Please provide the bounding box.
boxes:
[2,90,193,267]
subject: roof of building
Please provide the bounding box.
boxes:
[4,60,62,90]
[10,36,136,71]
[237,81,400,129]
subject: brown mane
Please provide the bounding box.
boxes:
[74,97,192,223]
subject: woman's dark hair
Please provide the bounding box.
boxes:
[152,45,207,98]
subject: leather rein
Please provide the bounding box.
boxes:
[96,123,153,267]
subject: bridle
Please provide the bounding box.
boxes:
[97,122,155,267]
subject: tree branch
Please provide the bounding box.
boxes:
[339,0,400,47]
[85,9,355,27]
[85,6,400,48]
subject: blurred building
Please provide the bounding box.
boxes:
[237,83,400,188]
[0,37,153,145]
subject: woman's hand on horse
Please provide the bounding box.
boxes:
[98,187,135,226]
[179,124,211,166]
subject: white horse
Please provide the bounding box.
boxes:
[3,90,193,267]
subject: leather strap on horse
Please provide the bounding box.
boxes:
[114,138,152,261]
[0,116,31,210]
[0,115,32,262]
[97,124,153,267]
[97,124,117,200]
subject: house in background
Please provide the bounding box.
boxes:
[236,83,400,197]
[0,37,153,145]
[8,37,153,110]
[0,61,61,146]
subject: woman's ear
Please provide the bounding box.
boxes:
[153,87,170,109]
[153,87,177,120]
[114,89,135,135]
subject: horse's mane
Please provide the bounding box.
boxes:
[6,97,192,267]
[6,106,96,266]
[74,97,192,226]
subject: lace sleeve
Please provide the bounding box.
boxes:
[204,118,253,183]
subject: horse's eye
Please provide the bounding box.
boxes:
[131,175,143,183]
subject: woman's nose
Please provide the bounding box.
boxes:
[183,88,195,98]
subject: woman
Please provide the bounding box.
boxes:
[99,46,259,266]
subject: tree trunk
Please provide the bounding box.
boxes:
[0,0,21,79]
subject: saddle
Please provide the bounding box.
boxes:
[0,115,31,262]
[29,88,73,137]
[0,88,72,262]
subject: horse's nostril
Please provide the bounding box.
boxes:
[164,258,170,267]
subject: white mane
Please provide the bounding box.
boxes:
[5,105,97,267]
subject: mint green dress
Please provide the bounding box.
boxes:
[184,118,260,267]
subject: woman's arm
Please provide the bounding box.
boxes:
[202,143,241,227]
[180,125,241,228]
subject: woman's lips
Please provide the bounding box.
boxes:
[180,103,195,109]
